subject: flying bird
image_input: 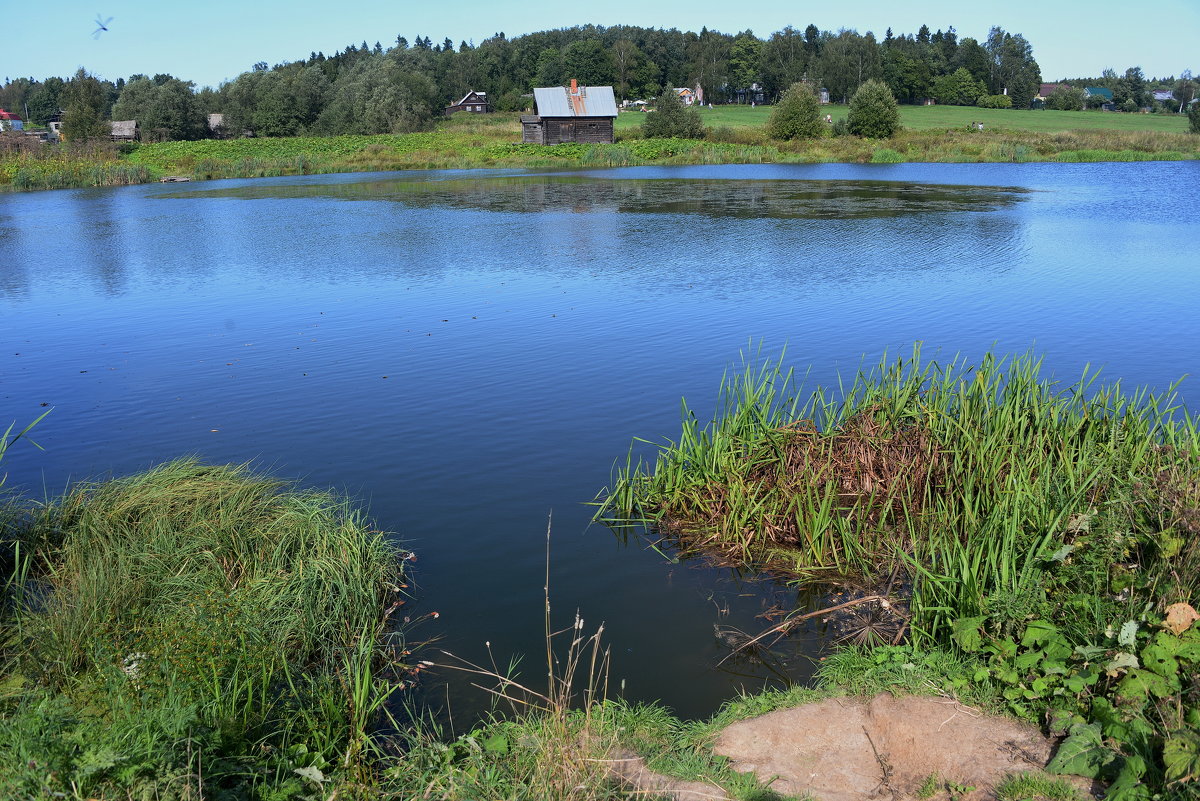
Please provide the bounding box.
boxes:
[93,15,113,39]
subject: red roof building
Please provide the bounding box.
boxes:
[0,108,25,131]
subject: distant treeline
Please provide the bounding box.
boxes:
[1,23,1195,142]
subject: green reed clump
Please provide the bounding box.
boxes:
[597,347,1200,642]
[0,459,405,799]
[870,147,906,163]
[598,347,1200,795]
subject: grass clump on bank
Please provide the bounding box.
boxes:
[0,459,404,799]
[596,347,1200,796]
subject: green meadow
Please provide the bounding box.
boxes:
[616,103,1193,134]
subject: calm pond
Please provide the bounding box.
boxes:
[2,161,1198,722]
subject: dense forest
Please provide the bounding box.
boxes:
[1,22,1195,142]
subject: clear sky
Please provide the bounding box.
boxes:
[4,0,1197,89]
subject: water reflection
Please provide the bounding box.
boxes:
[0,217,31,299]
[162,174,1030,220]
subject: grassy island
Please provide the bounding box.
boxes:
[2,106,1197,192]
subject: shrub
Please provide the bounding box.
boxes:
[1046,86,1085,111]
[976,94,1013,109]
[766,82,823,140]
[1190,101,1200,134]
[847,80,901,138]
[642,90,704,140]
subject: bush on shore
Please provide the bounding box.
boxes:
[766,82,824,140]
[642,90,705,140]
[847,80,901,138]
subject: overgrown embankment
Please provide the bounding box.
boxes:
[597,348,1200,797]
[0,459,405,799]
[3,111,1198,192]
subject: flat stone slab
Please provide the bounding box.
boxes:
[713,694,1073,801]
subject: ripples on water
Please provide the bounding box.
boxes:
[1,162,1197,721]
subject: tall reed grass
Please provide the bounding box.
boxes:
[596,347,1200,644]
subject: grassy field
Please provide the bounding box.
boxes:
[617,103,1193,134]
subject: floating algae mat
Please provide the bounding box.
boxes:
[158,173,1029,219]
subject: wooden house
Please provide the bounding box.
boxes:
[521,81,617,145]
[110,120,138,141]
[445,91,491,116]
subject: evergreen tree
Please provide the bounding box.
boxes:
[766,82,822,139]
[847,79,900,138]
[1189,99,1200,134]
[642,89,704,139]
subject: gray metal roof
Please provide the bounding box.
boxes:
[533,86,617,118]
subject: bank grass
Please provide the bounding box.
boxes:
[597,347,1198,632]
[0,458,406,799]
[596,345,1200,796]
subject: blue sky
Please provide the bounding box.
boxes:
[4,0,1197,89]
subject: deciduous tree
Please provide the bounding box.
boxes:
[61,69,110,141]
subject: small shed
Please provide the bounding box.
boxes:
[110,120,138,141]
[445,91,491,116]
[522,81,617,145]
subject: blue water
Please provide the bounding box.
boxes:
[2,161,1197,722]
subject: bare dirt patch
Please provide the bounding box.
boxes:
[713,694,1090,801]
[607,749,731,801]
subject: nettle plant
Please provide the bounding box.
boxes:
[953,611,1200,796]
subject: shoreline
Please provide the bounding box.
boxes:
[4,110,1197,193]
